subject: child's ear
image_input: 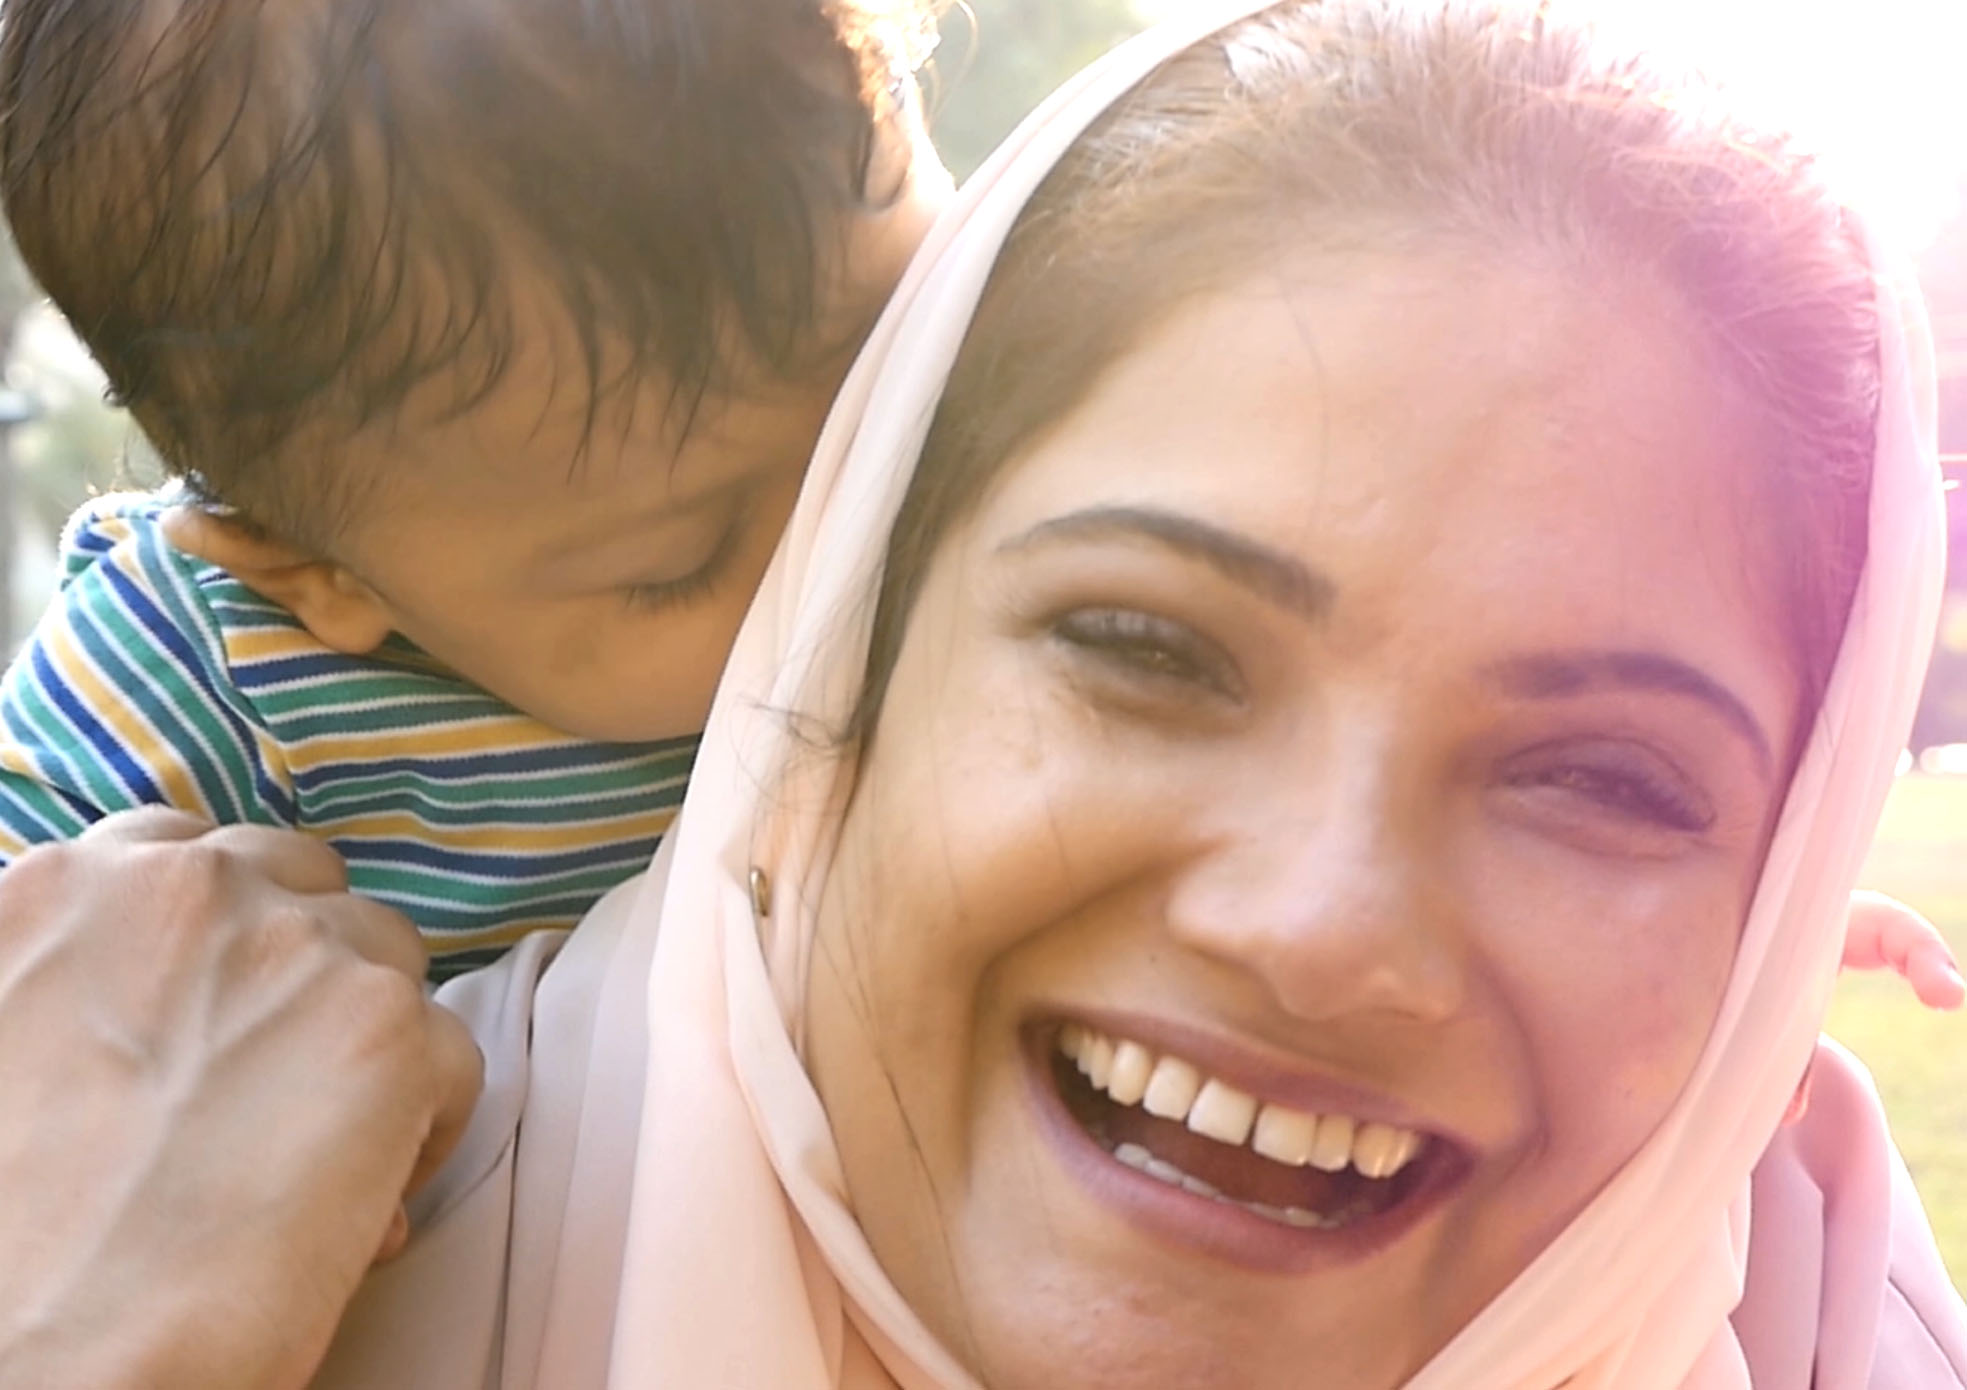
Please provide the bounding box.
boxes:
[161,506,396,655]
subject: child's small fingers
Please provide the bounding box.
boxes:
[1908,945,1967,1011]
[1845,891,1928,972]
[1841,936,1889,973]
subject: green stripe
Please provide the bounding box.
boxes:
[7,665,134,811]
[298,760,691,814]
[0,769,96,842]
[73,568,267,822]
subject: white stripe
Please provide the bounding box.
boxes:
[0,783,89,846]
[303,770,690,815]
[85,572,254,821]
[0,667,107,808]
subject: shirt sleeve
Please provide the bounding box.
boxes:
[0,498,289,859]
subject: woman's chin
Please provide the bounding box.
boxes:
[888,1019,1495,1390]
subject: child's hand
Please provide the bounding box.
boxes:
[1844,889,1965,1010]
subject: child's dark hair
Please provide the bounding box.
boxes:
[0,0,932,544]
[845,0,1878,748]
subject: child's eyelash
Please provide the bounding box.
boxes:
[622,517,743,613]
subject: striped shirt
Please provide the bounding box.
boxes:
[0,494,698,981]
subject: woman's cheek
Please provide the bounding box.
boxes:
[857,628,1174,942]
[1466,832,1741,1137]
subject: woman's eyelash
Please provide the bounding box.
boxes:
[1050,607,1243,698]
[1517,760,1713,832]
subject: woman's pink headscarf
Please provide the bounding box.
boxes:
[315,5,1963,1387]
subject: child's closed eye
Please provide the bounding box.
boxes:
[621,514,745,613]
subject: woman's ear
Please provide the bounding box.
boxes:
[161,506,396,655]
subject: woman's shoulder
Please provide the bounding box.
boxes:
[1741,1042,1967,1388]
[1872,1098,1967,1389]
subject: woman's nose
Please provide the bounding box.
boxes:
[1160,775,1468,1025]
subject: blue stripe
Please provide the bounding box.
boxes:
[28,643,164,802]
[66,527,117,557]
[110,557,297,823]
[70,595,250,823]
[334,835,660,878]
[0,778,99,849]
[289,742,691,792]
[0,676,100,803]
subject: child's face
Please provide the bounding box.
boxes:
[314,136,948,743]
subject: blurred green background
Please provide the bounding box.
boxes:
[0,0,1961,1280]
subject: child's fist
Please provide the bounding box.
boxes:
[1844,890,1965,1011]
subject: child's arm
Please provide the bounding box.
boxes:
[0,501,285,858]
[1843,889,1965,1010]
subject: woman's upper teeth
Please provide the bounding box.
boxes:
[1060,1024,1424,1180]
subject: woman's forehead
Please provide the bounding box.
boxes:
[976,251,1764,544]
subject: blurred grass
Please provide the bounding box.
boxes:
[1834,773,1967,1285]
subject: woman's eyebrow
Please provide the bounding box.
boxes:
[998,505,1334,622]
[1485,651,1774,771]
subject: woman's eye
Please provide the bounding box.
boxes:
[1050,607,1243,699]
[1506,754,1714,834]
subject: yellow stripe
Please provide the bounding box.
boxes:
[43,622,205,811]
[223,626,331,663]
[281,717,573,773]
[223,625,456,679]
[88,514,136,548]
[251,724,295,800]
[316,807,675,852]
[0,745,46,780]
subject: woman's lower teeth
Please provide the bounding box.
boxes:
[1108,1141,1365,1229]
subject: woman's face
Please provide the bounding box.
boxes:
[806,251,1801,1390]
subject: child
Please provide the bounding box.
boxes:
[0,0,949,978]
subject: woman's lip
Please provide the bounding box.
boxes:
[1019,1026,1470,1275]
[1051,1006,1474,1149]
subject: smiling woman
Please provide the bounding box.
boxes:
[811,250,1801,1384]
[596,2,1959,1387]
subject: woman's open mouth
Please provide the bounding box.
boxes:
[1030,1018,1466,1270]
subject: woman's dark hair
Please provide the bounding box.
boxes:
[0,0,934,544]
[844,0,1877,745]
